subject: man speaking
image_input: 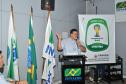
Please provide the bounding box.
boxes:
[56,29,86,55]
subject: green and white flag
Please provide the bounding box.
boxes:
[42,15,55,84]
[7,6,19,81]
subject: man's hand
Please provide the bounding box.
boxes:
[76,39,86,52]
[56,33,62,40]
[56,33,63,51]
[76,39,81,47]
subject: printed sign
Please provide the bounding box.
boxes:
[64,68,82,81]
[78,15,115,64]
[115,0,126,22]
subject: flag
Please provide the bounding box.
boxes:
[27,13,37,84]
[7,5,19,81]
[42,14,56,84]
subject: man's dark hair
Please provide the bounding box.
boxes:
[70,29,78,34]
[0,50,2,54]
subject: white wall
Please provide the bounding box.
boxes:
[86,0,126,77]
[115,22,126,77]
[86,0,115,14]
[0,20,1,49]
[0,0,86,83]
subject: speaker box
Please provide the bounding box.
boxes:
[41,0,55,11]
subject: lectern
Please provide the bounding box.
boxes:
[59,55,85,84]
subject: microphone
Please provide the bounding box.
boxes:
[75,39,81,55]
[75,39,79,48]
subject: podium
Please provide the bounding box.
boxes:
[59,55,85,84]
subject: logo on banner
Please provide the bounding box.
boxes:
[116,1,126,11]
[65,68,81,77]
[85,18,109,52]
[64,68,82,81]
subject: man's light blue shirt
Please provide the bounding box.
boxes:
[61,38,80,55]
[0,73,10,84]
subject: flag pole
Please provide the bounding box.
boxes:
[41,57,45,84]
[47,10,51,20]
[41,7,51,84]
[11,4,20,81]
[11,4,16,31]
[31,6,33,16]
[27,6,37,84]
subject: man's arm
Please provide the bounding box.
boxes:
[76,40,86,52]
[56,33,63,51]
